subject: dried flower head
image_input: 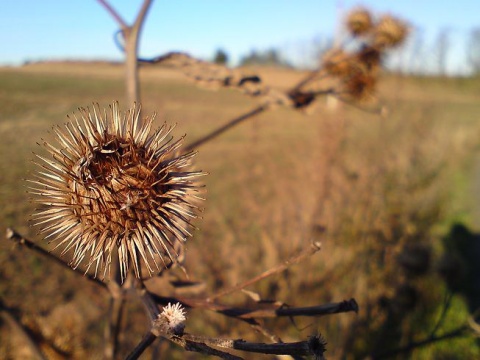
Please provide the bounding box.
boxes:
[373,15,409,49]
[346,8,373,36]
[156,302,187,335]
[355,46,382,74]
[340,70,377,101]
[30,102,205,281]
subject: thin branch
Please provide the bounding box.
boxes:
[132,0,154,30]
[180,333,325,358]
[149,292,358,320]
[372,325,469,359]
[133,280,341,359]
[99,0,154,110]
[5,228,106,289]
[467,308,480,335]
[290,69,325,92]
[0,306,47,360]
[125,331,157,360]
[113,29,125,52]
[184,105,266,152]
[183,341,243,360]
[104,289,125,359]
[127,315,242,360]
[123,1,153,107]
[129,327,324,360]
[207,241,322,302]
[7,229,354,323]
[97,0,128,30]
[429,290,453,337]
[133,285,243,360]
[137,282,161,321]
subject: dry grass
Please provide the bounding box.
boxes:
[1,62,480,359]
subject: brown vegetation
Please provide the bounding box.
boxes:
[1,4,480,359]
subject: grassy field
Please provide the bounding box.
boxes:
[1,62,480,359]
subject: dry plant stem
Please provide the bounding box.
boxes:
[184,105,267,152]
[8,231,354,358]
[177,333,323,358]
[372,325,468,359]
[5,228,106,288]
[97,0,128,28]
[248,321,281,343]
[125,0,153,107]
[0,307,47,360]
[104,283,125,360]
[150,293,358,320]
[131,281,337,359]
[290,69,325,92]
[6,229,356,318]
[429,290,453,338]
[182,66,328,151]
[131,284,242,360]
[125,332,157,360]
[207,241,322,302]
[6,228,122,358]
[104,258,127,360]
[127,332,242,360]
[128,328,322,359]
[97,0,154,107]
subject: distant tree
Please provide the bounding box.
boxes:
[435,28,450,76]
[467,28,480,75]
[239,48,292,67]
[406,29,425,75]
[213,48,229,65]
[239,49,261,66]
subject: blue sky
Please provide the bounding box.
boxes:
[1,0,479,72]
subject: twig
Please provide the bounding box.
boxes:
[429,290,453,337]
[128,329,325,360]
[149,292,358,320]
[104,279,125,360]
[207,241,322,302]
[5,228,106,289]
[97,0,154,110]
[125,331,157,360]
[132,0,153,30]
[137,281,161,321]
[184,105,267,152]
[97,0,128,30]
[133,281,337,359]
[290,69,325,92]
[372,325,468,359]
[0,305,47,360]
[181,333,325,358]
[181,67,333,151]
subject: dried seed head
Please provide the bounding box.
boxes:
[30,102,205,281]
[373,15,409,49]
[346,8,373,37]
[355,46,382,74]
[156,302,187,335]
[340,69,377,101]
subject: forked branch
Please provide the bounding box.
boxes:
[206,241,322,302]
[97,0,154,107]
[6,228,355,358]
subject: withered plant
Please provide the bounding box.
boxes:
[3,2,479,360]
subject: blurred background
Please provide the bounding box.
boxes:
[1,1,480,359]
[1,0,480,75]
